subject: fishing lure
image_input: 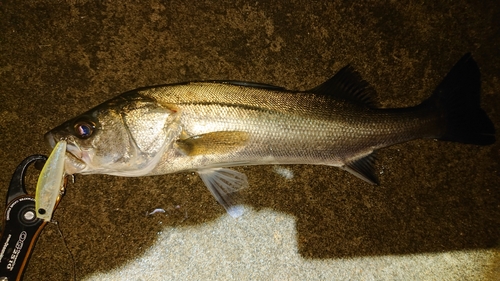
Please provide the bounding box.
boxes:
[35,140,66,221]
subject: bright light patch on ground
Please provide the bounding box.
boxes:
[273,166,294,180]
[84,209,498,281]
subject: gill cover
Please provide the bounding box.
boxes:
[106,96,180,176]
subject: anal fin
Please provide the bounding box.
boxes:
[197,168,248,218]
[342,152,379,185]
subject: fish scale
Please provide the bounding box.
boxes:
[145,88,431,167]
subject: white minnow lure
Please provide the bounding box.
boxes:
[35,140,67,221]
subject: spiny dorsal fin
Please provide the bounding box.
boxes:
[342,152,379,185]
[217,80,286,91]
[310,65,377,107]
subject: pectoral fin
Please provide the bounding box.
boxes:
[342,152,379,185]
[176,131,249,156]
[197,168,248,218]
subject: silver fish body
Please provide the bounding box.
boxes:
[45,54,495,217]
[142,82,438,175]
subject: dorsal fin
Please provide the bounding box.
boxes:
[216,80,286,91]
[310,65,377,107]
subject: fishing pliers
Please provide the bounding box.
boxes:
[0,155,63,281]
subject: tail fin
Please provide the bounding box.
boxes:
[424,53,495,145]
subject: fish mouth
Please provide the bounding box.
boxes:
[44,132,87,174]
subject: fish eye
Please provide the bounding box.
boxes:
[74,120,95,139]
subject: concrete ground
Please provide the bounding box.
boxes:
[0,1,499,280]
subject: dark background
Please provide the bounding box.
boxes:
[0,0,499,280]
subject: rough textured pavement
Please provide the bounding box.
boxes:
[0,1,499,280]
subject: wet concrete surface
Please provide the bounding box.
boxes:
[0,1,499,280]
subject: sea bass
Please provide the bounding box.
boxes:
[45,54,495,217]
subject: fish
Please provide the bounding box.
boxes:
[45,53,495,217]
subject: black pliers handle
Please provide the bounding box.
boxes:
[0,155,52,281]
